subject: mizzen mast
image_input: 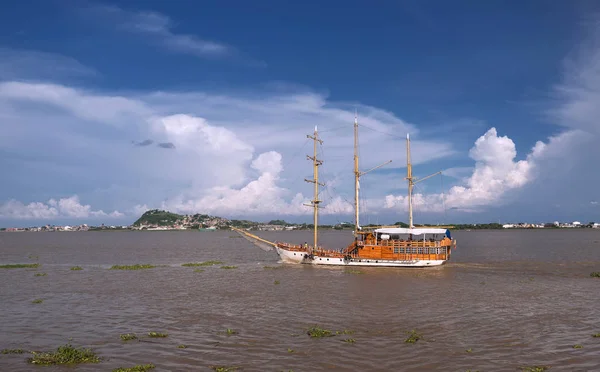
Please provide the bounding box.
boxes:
[405,133,441,229]
[305,126,324,253]
[406,133,414,228]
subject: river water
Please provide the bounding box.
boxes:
[1,229,599,371]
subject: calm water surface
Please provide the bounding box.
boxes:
[1,229,600,371]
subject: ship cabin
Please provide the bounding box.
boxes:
[349,227,454,261]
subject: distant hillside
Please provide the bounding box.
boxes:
[133,210,184,226]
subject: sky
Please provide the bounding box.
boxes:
[1,0,600,227]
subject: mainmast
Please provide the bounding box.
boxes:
[353,113,392,237]
[305,126,323,253]
[353,113,360,237]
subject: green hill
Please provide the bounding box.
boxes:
[133,209,184,226]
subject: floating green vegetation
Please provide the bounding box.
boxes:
[211,366,238,372]
[342,338,356,343]
[224,328,238,336]
[335,330,354,335]
[404,330,421,344]
[32,299,43,304]
[177,344,187,349]
[27,343,101,365]
[592,333,600,338]
[263,265,281,269]
[147,332,168,338]
[110,264,156,270]
[34,272,47,277]
[521,366,550,372]
[307,327,334,338]
[573,344,583,349]
[287,348,294,353]
[1,348,24,354]
[182,261,223,267]
[274,280,280,285]
[344,269,364,275]
[590,272,600,278]
[113,363,155,372]
[120,333,138,341]
[466,348,473,353]
[220,265,237,269]
[0,263,40,269]
[70,266,83,271]
[194,269,204,273]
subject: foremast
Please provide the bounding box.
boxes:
[305,126,323,253]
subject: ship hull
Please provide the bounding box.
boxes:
[275,246,446,267]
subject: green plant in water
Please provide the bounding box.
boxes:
[1,348,24,354]
[182,261,223,267]
[27,343,100,365]
[274,280,280,285]
[335,330,354,335]
[0,263,40,269]
[343,338,356,343]
[177,344,187,349]
[34,272,47,277]
[307,327,334,338]
[573,344,583,349]
[113,363,155,372]
[405,330,421,344]
[287,348,294,353]
[220,265,237,269]
[590,272,600,278]
[592,333,600,338]
[120,333,137,341]
[466,348,473,353]
[224,328,238,336]
[521,366,550,372]
[211,366,238,372]
[110,264,156,270]
[70,266,83,271]
[32,299,43,304]
[147,332,168,338]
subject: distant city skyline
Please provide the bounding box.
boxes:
[1,1,600,226]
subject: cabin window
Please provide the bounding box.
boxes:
[393,247,399,254]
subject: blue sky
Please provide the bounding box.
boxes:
[1,0,599,226]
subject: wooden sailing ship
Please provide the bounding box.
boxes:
[233,117,456,267]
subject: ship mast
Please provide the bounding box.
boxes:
[406,134,414,228]
[353,113,360,237]
[405,133,441,229]
[353,113,392,237]
[305,126,323,253]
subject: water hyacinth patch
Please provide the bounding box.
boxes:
[182,261,223,267]
[70,266,83,271]
[113,363,155,372]
[0,263,40,269]
[147,332,168,338]
[120,333,137,341]
[110,264,155,270]
[1,348,24,354]
[27,343,101,365]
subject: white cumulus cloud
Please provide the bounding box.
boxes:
[0,195,123,220]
